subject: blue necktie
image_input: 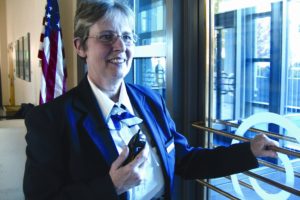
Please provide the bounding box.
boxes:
[109,104,143,130]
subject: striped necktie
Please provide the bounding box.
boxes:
[109,104,143,131]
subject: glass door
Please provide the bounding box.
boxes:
[208,0,300,199]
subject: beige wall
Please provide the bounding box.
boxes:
[0,0,8,105]
[0,0,77,106]
[59,0,78,89]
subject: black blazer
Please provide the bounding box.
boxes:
[23,76,258,200]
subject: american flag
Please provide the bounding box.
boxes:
[38,0,67,104]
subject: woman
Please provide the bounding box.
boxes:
[23,1,278,199]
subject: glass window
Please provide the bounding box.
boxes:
[132,57,166,97]
[209,0,300,199]
[254,16,270,58]
[127,0,167,98]
[135,0,165,45]
[286,1,300,114]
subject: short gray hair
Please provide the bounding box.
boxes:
[74,0,135,50]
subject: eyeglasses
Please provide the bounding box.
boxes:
[87,31,138,46]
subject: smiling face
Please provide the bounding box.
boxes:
[75,11,134,91]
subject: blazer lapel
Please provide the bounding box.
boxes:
[73,76,119,166]
[126,85,171,179]
[73,77,171,175]
[82,113,119,165]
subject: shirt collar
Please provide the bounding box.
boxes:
[87,76,134,122]
[118,81,134,114]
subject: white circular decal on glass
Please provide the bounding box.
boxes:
[230,112,300,200]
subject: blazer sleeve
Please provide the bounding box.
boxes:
[156,95,259,179]
[23,106,119,200]
[175,141,259,179]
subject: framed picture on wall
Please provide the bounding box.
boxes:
[19,37,24,80]
[15,40,20,78]
[23,33,31,82]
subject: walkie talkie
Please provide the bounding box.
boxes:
[123,130,146,166]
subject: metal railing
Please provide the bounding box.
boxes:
[192,120,300,199]
[192,121,300,158]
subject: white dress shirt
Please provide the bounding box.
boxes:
[87,77,164,200]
